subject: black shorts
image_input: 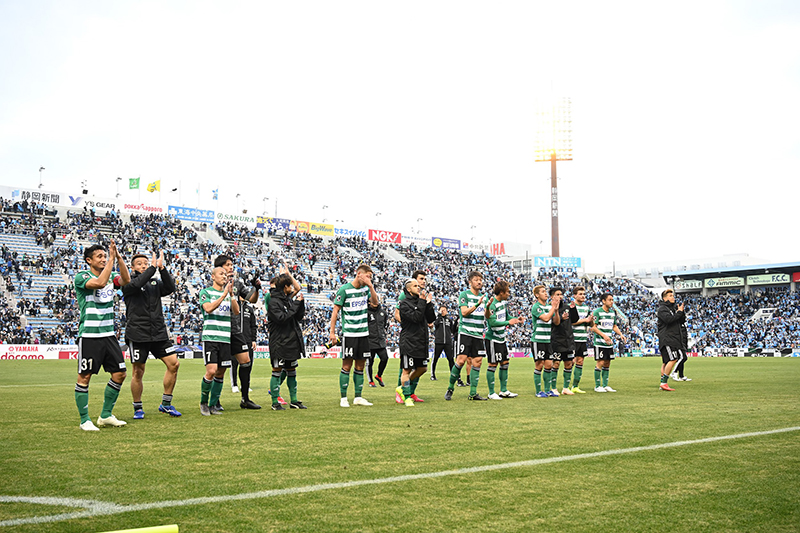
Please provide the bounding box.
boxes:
[78,336,126,375]
[271,356,299,370]
[400,353,428,370]
[532,342,554,361]
[457,334,486,359]
[594,346,615,361]
[231,333,249,355]
[341,336,371,360]
[127,340,176,364]
[554,350,574,362]
[203,341,232,367]
[486,340,509,364]
[661,346,682,364]
[574,342,589,359]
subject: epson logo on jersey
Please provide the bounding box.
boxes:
[351,296,368,309]
[219,303,231,313]
[600,319,614,328]
[96,285,116,301]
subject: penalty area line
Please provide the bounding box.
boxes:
[2,426,799,527]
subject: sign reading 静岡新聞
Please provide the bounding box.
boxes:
[168,206,215,223]
[746,274,791,286]
[431,237,460,250]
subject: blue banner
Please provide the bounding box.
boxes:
[534,256,582,268]
[431,237,460,250]
[256,216,291,232]
[168,205,215,224]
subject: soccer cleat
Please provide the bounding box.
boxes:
[271,403,286,411]
[404,397,415,407]
[487,393,503,400]
[209,405,224,415]
[240,399,262,410]
[457,378,466,387]
[660,383,675,391]
[375,376,385,387]
[499,390,519,398]
[395,386,406,403]
[604,386,617,393]
[199,403,211,416]
[368,381,376,388]
[97,415,127,427]
[550,389,560,397]
[536,391,549,398]
[277,397,288,406]
[682,376,692,382]
[289,401,307,409]
[80,420,100,431]
[561,387,575,395]
[546,390,557,397]
[249,388,253,392]
[158,405,182,417]
[410,394,424,403]
[571,386,587,394]
[353,397,373,406]
[430,375,437,381]
[594,387,607,393]
[133,409,145,420]
[231,385,240,394]
[340,398,350,408]
[468,394,488,401]
[213,402,224,412]
[444,388,454,401]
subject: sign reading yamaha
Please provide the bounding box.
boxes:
[746,274,790,286]
[168,205,215,223]
[704,277,744,288]
[431,237,460,250]
[534,256,582,268]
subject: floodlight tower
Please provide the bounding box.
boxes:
[534,97,572,257]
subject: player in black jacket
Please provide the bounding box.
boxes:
[267,273,307,410]
[430,306,457,381]
[657,288,685,391]
[122,250,181,418]
[397,278,436,406]
[230,299,257,394]
[367,297,389,387]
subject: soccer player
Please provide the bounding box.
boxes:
[568,285,594,394]
[484,280,525,399]
[549,286,576,396]
[198,265,239,415]
[216,255,260,409]
[671,306,692,382]
[590,293,626,393]
[74,241,131,431]
[330,264,379,407]
[430,306,457,381]
[262,261,300,405]
[397,278,436,406]
[657,288,685,391]
[267,273,307,410]
[122,250,182,419]
[531,284,561,398]
[445,270,489,401]
[367,295,389,387]
[230,297,256,393]
[393,270,431,401]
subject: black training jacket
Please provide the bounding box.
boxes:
[657,300,685,349]
[433,314,457,345]
[398,288,436,358]
[122,266,175,342]
[267,287,306,359]
[551,301,575,353]
[367,304,389,350]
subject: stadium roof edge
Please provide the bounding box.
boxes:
[662,261,800,278]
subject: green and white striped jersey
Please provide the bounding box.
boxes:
[592,307,619,348]
[573,304,591,343]
[531,301,553,343]
[458,290,487,338]
[333,282,370,337]
[75,270,120,338]
[199,287,232,342]
[486,298,510,343]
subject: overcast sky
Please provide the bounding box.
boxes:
[1,1,798,272]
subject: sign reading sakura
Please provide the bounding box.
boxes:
[368,229,402,244]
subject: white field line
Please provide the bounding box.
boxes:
[2,426,798,528]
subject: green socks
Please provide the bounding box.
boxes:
[562,368,572,390]
[469,367,480,396]
[534,369,542,393]
[402,380,412,398]
[594,368,602,388]
[287,372,298,403]
[573,364,583,387]
[448,363,462,390]
[100,379,122,418]
[209,377,224,407]
[75,384,90,423]
[499,364,509,392]
[410,378,419,396]
[339,369,350,398]
[271,371,282,403]
[486,366,496,395]
[201,377,212,404]
[161,394,172,407]
[354,370,364,397]
[661,373,668,384]
[602,368,609,387]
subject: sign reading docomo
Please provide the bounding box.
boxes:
[747,274,790,286]
[704,277,744,288]
[368,229,402,244]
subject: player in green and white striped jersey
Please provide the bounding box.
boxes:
[73,241,131,431]
[567,285,594,393]
[590,293,627,393]
[530,284,562,398]
[445,271,489,401]
[484,280,525,400]
[330,264,379,407]
[197,265,239,415]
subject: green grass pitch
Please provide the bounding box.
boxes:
[1,357,799,532]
